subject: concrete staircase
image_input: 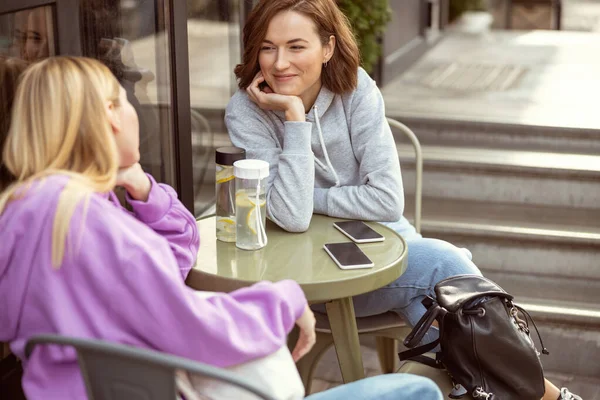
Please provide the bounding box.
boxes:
[392,116,600,396]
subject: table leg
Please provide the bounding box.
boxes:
[325,297,365,383]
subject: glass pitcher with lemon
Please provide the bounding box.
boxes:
[215,147,246,242]
[233,160,269,250]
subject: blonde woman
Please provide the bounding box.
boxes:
[0,56,443,400]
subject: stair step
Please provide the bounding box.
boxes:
[423,220,600,245]
[398,147,600,209]
[543,371,600,400]
[402,198,600,303]
[530,320,600,377]
[389,116,600,154]
[404,197,600,245]
[483,269,600,308]
[398,145,600,175]
[518,298,600,327]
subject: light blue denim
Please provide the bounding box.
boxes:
[313,218,482,346]
[305,374,443,400]
[351,218,482,345]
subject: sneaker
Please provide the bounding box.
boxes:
[559,387,582,400]
[448,383,467,399]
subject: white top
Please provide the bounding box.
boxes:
[233,159,270,180]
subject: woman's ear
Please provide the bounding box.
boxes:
[324,35,336,63]
[105,100,121,135]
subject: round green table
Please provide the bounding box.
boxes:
[186,214,408,383]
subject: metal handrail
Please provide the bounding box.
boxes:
[387,118,423,234]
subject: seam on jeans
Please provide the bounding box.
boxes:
[377,284,430,290]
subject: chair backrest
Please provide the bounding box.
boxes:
[386,117,423,233]
[25,334,276,400]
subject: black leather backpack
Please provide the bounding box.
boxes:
[399,275,548,400]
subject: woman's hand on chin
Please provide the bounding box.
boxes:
[116,163,151,202]
[247,72,305,122]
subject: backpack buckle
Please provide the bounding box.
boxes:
[473,387,494,399]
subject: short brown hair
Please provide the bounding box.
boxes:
[234,0,360,94]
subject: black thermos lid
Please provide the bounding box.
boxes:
[216,147,246,166]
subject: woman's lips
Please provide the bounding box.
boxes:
[273,74,296,82]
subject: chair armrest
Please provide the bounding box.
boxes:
[26,334,277,400]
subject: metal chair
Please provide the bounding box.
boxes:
[295,118,423,392]
[25,334,277,400]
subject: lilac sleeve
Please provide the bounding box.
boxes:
[126,174,199,279]
[72,201,308,367]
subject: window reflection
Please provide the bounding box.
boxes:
[188,0,241,216]
[78,0,173,184]
[1,7,55,192]
[0,6,56,61]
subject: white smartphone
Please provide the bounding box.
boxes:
[323,242,374,270]
[333,220,385,243]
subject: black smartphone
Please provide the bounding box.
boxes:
[323,242,374,270]
[333,221,385,243]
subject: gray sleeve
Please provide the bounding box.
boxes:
[226,95,315,232]
[312,82,404,222]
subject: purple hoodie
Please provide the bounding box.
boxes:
[0,174,307,399]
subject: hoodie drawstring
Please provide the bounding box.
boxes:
[313,105,340,187]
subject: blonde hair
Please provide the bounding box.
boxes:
[0,56,121,267]
[0,56,28,191]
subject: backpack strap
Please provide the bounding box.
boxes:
[408,355,444,369]
[398,339,442,369]
[403,296,444,348]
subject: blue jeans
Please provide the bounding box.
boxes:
[351,236,482,344]
[305,374,443,400]
[313,234,482,345]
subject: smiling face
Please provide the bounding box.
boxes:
[258,10,334,111]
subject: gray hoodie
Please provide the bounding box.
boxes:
[226,67,410,234]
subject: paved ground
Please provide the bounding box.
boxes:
[563,0,600,32]
[309,338,600,399]
[381,0,600,130]
[381,29,600,130]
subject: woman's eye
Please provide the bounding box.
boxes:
[260,46,275,51]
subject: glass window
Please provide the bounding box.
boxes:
[1,6,56,191]
[78,0,175,185]
[188,0,241,217]
[0,6,57,61]
[1,1,186,199]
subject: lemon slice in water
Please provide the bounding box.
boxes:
[216,169,234,184]
[216,217,235,234]
[241,195,266,236]
[246,207,258,235]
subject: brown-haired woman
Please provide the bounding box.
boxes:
[225,1,579,399]
[0,56,28,191]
